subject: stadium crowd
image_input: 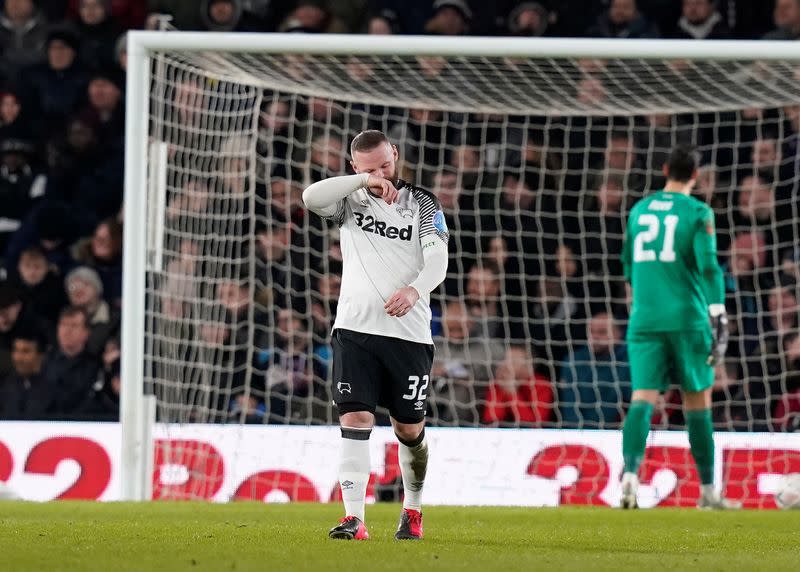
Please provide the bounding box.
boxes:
[1,0,799,433]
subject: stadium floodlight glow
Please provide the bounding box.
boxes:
[123,31,800,501]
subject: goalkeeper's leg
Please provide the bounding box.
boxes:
[677,333,740,510]
[684,389,741,510]
[622,333,668,509]
[621,390,657,509]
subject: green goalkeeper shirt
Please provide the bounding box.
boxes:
[621,190,724,334]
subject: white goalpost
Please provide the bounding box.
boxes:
[122,32,800,503]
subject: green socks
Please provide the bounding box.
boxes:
[622,400,654,475]
[686,408,715,485]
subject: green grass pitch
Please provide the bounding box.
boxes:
[1,502,799,571]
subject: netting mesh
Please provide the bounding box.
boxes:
[142,45,800,500]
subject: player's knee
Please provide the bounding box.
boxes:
[339,410,375,428]
[631,389,659,404]
[684,389,711,410]
[393,421,424,445]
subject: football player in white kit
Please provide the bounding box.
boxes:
[303,130,449,541]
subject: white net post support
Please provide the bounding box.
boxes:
[122,32,800,503]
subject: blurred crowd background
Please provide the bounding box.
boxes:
[1,0,799,432]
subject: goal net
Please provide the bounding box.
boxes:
[123,34,800,505]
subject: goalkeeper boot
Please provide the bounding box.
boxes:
[394,508,423,540]
[697,487,742,510]
[328,516,369,540]
[620,472,639,509]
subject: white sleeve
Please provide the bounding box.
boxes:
[302,174,370,220]
[409,239,448,297]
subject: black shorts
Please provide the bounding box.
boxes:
[331,328,435,424]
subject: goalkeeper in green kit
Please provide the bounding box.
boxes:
[619,145,740,510]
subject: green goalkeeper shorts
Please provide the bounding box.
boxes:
[627,330,713,393]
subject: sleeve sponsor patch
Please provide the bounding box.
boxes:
[432,210,448,233]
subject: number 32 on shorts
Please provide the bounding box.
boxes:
[402,375,429,401]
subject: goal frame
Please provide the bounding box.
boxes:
[121,31,800,501]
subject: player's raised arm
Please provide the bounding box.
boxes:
[693,207,728,364]
[303,173,399,218]
[302,173,369,218]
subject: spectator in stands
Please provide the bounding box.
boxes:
[77,354,119,420]
[425,0,471,35]
[4,202,77,276]
[431,167,478,288]
[735,174,775,229]
[0,136,47,257]
[74,0,123,70]
[114,31,127,70]
[692,163,727,215]
[0,0,47,75]
[278,0,346,33]
[482,344,553,427]
[257,308,327,423]
[309,271,340,339]
[763,0,800,40]
[44,114,124,236]
[431,300,504,425]
[41,306,98,417]
[506,2,551,36]
[581,174,626,286]
[23,26,88,129]
[146,0,205,30]
[255,222,307,311]
[724,231,766,359]
[71,217,123,306]
[710,360,748,430]
[672,0,730,39]
[366,7,400,34]
[64,266,120,357]
[201,0,264,32]
[635,114,692,182]
[773,334,800,431]
[464,264,505,340]
[82,66,126,144]
[308,131,345,184]
[0,88,39,143]
[557,311,630,429]
[365,0,429,35]
[256,97,306,178]
[13,245,66,323]
[0,326,52,419]
[67,0,146,30]
[0,279,52,380]
[268,172,305,225]
[748,137,782,180]
[740,284,800,431]
[587,0,658,39]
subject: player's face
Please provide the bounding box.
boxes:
[350,142,399,185]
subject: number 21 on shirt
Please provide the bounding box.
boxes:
[633,214,679,263]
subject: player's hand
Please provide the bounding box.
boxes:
[384,286,420,317]
[366,175,398,205]
[708,306,729,366]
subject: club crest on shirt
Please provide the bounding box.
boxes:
[432,210,448,233]
[396,207,413,219]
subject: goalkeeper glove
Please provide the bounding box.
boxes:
[708,304,729,366]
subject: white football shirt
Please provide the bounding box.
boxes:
[325,180,449,344]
